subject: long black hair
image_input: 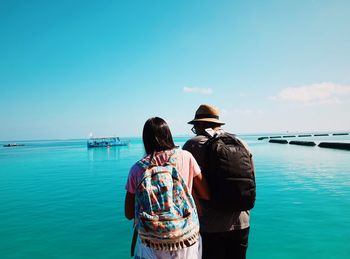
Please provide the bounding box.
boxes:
[142,117,176,155]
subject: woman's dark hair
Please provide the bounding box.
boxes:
[142,117,176,155]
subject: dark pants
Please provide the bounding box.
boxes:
[201,228,250,259]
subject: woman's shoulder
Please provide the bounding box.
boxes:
[177,148,192,157]
[176,149,197,162]
[130,157,148,174]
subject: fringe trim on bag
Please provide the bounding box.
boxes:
[140,231,199,251]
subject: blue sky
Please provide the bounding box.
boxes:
[1,0,349,140]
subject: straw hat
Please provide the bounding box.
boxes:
[188,104,225,125]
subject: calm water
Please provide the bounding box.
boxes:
[1,134,349,259]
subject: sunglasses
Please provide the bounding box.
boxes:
[191,126,197,135]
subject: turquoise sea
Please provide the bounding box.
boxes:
[1,134,349,259]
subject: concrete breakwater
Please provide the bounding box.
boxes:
[289,141,316,146]
[268,139,349,150]
[258,137,269,140]
[333,133,349,136]
[318,142,350,150]
[269,139,288,144]
[258,132,349,141]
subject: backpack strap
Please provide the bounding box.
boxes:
[130,227,138,257]
[204,131,236,146]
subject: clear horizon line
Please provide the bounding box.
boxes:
[1,130,350,142]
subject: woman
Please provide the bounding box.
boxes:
[125,117,209,259]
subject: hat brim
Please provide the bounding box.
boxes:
[188,118,225,125]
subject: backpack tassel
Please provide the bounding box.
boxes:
[140,231,199,250]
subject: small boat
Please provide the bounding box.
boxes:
[3,143,25,147]
[87,137,129,148]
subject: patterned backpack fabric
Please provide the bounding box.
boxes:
[135,149,199,251]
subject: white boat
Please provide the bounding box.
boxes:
[3,143,25,147]
[87,137,129,148]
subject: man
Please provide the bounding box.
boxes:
[183,104,254,259]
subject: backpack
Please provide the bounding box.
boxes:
[135,149,199,250]
[205,132,256,211]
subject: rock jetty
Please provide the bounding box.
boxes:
[269,139,288,144]
[318,142,350,150]
[289,141,316,146]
